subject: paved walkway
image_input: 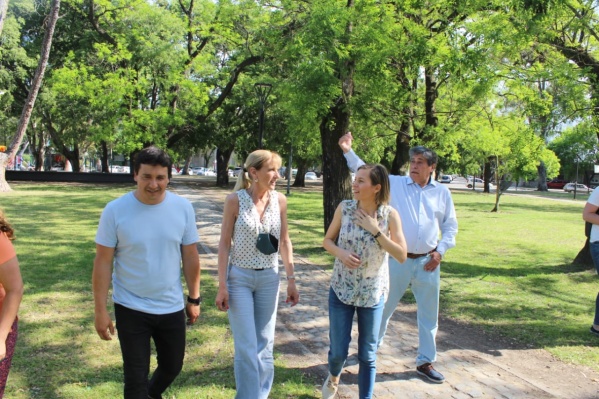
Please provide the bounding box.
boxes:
[173,182,599,399]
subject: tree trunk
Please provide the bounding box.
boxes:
[320,104,353,232]
[216,147,234,187]
[319,0,355,232]
[573,238,594,267]
[181,155,193,175]
[0,154,11,192]
[484,160,491,193]
[0,0,60,192]
[28,124,46,171]
[0,0,8,38]
[422,66,439,144]
[292,158,309,188]
[391,117,411,175]
[537,160,548,191]
[101,141,109,173]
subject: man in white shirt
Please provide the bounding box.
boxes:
[339,132,458,384]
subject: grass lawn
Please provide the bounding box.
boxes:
[0,182,317,399]
[1,181,598,398]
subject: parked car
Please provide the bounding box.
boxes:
[547,179,568,189]
[564,183,590,193]
[467,178,484,188]
[233,167,243,177]
[440,175,452,183]
[305,172,318,180]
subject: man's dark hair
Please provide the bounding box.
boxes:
[409,146,438,166]
[134,146,172,178]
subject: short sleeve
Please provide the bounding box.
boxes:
[0,233,16,264]
[589,187,599,207]
[95,205,118,248]
[182,200,199,245]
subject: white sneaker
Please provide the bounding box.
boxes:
[321,373,339,399]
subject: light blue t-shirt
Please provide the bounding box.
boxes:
[95,191,199,314]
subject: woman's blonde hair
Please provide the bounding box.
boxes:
[0,210,14,240]
[233,150,282,192]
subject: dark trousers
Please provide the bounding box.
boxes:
[114,304,186,399]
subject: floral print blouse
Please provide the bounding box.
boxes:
[331,200,391,308]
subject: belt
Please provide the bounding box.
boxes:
[406,248,436,259]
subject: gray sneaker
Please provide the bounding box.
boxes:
[321,373,339,399]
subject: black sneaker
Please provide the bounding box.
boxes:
[416,363,445,384]
[590,326,599,336]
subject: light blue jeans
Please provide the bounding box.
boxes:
[227,265,280,399]
[590,241,599,325]
[328,288,384,399]
[378,256,440,366]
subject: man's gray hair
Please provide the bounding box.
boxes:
[409,146,438,166]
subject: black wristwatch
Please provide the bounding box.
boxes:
[187,295,202,305]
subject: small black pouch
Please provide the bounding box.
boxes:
[256,233,279,255]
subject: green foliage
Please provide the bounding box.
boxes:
[549,122,599,179]
[2,0,598,190]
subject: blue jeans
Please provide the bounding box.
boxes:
[114,304,186,399]
[327,288,384,399]
[227,265,280,399]
[590,241,599,325]
[378,256,440,366]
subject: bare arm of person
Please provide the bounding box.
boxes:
[583,201,599,224]
[278,192,299,307]
[92,244,115,340]
[0,256,23,360]
[182,243,201,324]
[323,204,362,269]
[215,193,238,312]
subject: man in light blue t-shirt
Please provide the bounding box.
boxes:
[92,146,201,399]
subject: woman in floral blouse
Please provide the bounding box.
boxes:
[322,164,407,399]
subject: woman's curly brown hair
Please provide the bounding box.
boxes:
[0,210,14,240]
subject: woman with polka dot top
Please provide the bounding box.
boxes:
[216,149,299,399]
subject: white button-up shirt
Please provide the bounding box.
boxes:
[344,150,458,257]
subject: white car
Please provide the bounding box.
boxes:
[467,178,484,188]
[233,167,243,177]
[564,183,589,193]
[305,172,318,180]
